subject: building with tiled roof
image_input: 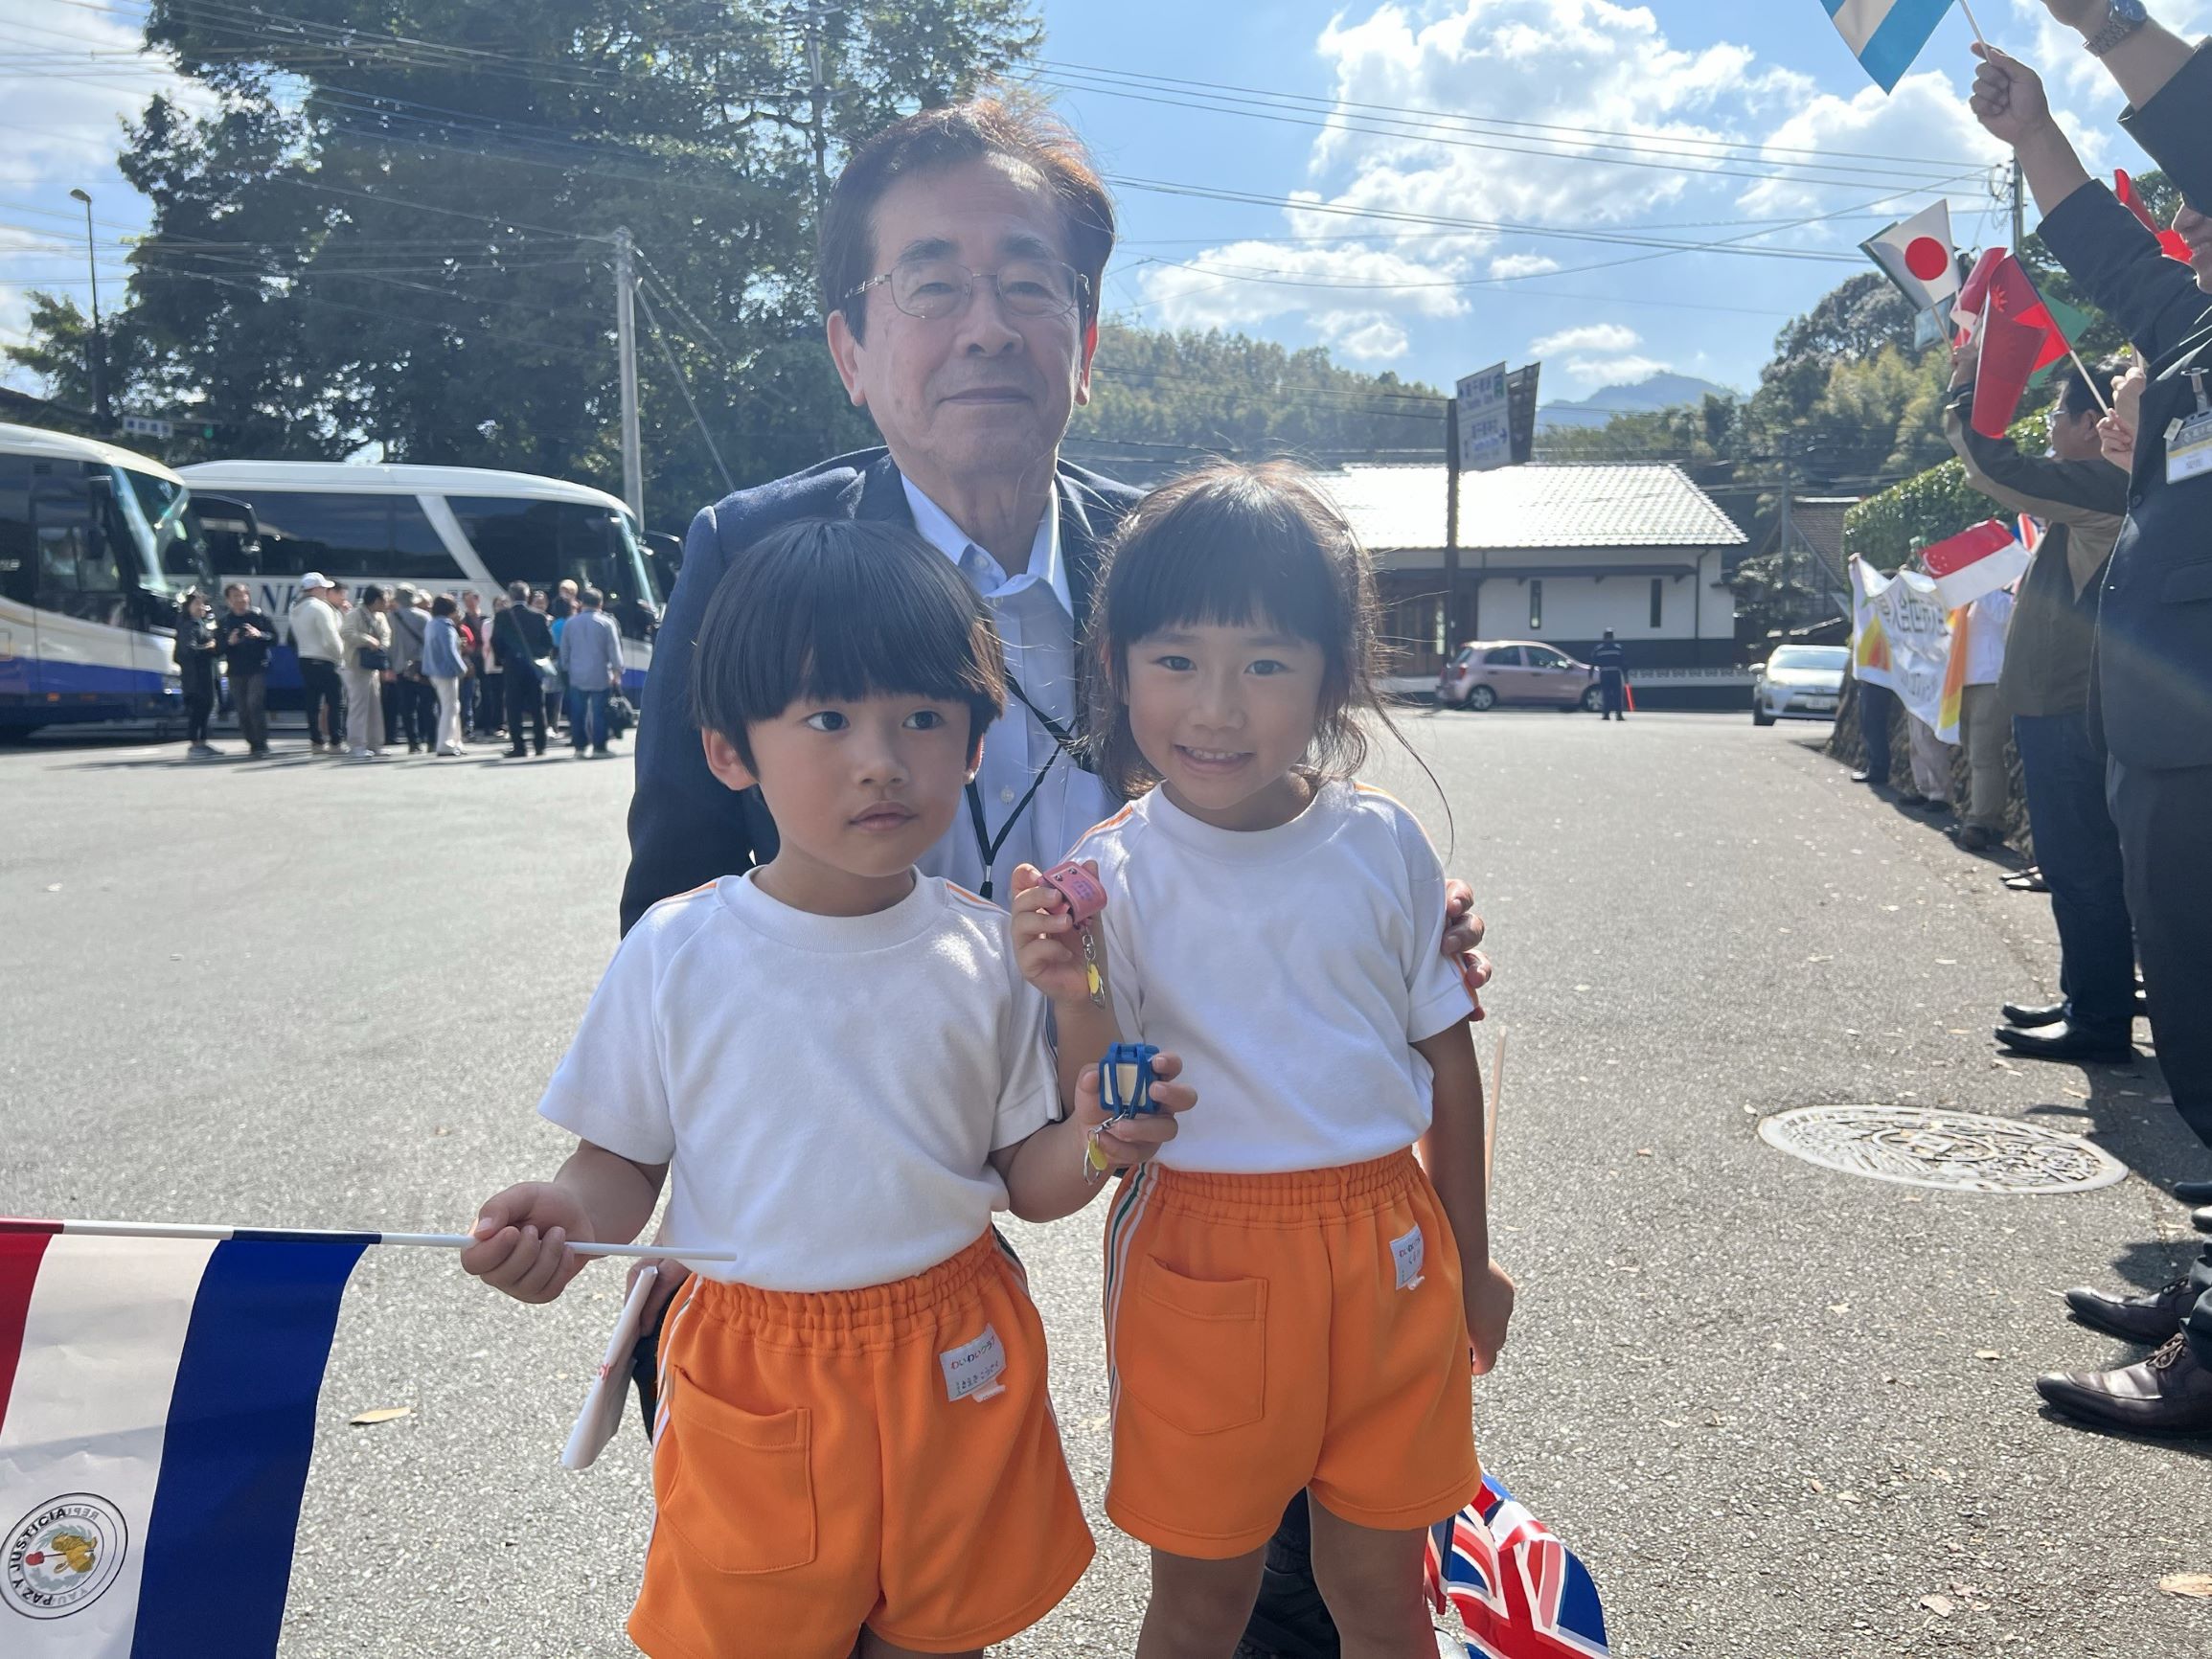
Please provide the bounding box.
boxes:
[1311,463,1749,675]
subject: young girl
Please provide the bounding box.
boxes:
[1014,461,1513,1659]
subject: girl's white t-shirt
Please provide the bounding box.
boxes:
[537,871,1058,1290]
[1068,780,1474,1174]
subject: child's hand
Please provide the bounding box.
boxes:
[1074,1049,1195,1169]
[1011,860,1099,1006]
[462,1182,593,1304]
[1467,1260,1516,1375]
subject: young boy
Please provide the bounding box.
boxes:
[463,519,1194,1659]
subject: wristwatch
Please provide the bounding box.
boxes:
[2085,0,2150,57]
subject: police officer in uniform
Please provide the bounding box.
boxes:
[1593,628,1628,721]
[1972,8,2212,1432]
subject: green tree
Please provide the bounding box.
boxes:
[7,0,1041,530]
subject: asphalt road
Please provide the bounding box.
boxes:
[4,709,2207,1658]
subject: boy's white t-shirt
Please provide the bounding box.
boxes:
[537,871,1058,1291]
[1069,780,1474,1174]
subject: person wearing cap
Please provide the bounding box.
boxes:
[1972,11,2212,1433]
[291,574,348,755]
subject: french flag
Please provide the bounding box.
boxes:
[1822,0,1957,93]
[0,1220,365,1654]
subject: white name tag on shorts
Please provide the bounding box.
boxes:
[2168,410,2212,485]
[941,1325,1008,1402]
[1390,1225,1425,1291]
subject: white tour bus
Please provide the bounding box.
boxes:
[174,461,663,702]
[0,421,218,737]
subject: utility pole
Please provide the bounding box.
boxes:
[1776,452,1795,636]
[1444,398,1462,654]
[68,188,107,429]
[803,3,830,216]
[613,227,644,527]
[2010,158,2025,251]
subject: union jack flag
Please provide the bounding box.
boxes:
[1425,1475,1610,1658]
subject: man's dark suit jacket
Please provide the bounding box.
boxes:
[620,448,1142,935]
[2038,41,2212,771]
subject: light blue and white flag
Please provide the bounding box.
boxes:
[1821,0,1957,92]
[0,1220,367,1655]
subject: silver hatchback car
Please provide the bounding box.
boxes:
[1751,645,1848,726]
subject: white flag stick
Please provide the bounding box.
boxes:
[1957,0,1989,46]
[34,1218,741,1262]
[2068,346,2114,414]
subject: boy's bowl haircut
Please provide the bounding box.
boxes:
[691,519,1009,772]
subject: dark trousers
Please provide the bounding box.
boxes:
[300,659,344,747]
[504,670,546,753]
[184,688,213,746]
[2013,712,2136,1042]
[1858,680,1898,783]
[232,670,268,753]
[571,689,610,751]
[1600,670,1626,719]
[381,677,425,748]
[476,672,504,735]
[2108,758,2212,1146]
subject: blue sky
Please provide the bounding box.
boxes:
[4,0,2204,407]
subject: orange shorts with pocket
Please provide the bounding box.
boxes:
[629,1231,1094,1658]
[1101,1149,1481,1558]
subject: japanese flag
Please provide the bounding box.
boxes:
[1862,200,1961,313]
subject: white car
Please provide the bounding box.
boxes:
[1751,645,1847,726]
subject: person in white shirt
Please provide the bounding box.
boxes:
[463,519,1193,1659]
[289,573,348,754]
[1954,585,2018,852]
[1013,462,1511,1658]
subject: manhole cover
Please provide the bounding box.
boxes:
[1758,1105,2126,1193]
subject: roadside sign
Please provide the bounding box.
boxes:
[1506,363,1541,465]
[120,415,173,439]
[1455,363,1511,473]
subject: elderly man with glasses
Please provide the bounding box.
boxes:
[619,98,1491,1657]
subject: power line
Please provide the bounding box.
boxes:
[634,282,735,494]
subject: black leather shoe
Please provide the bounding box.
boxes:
[2192,1207,2212,1238]
[2065,1279,2199,1343]
[2038,1335,2212,1435]
[1952,824,1995,852]
[1994,1022,2134,1064]
[1895,791,1927,807]
[2001,999,2066,1029]
[2175,1181,2212,1205]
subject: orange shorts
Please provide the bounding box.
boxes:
[1102,1149,1481,1558]
[629,1232,1094,1658]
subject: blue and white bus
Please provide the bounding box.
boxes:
[0,422,217,737]
[174,461,662,699]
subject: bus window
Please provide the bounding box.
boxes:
[33,471,126,626]
[247,491,464,582]
[448,495,658,625]
[0,452,32,605]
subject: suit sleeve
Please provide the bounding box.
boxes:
[1941,389,2131,531]
[620,501,755,934]
[2118,40,2212,213]
[2038,181,2212,363]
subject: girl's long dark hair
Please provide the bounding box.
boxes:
[1083,461,1389,801]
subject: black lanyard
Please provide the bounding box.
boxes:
[965,675,1083,901]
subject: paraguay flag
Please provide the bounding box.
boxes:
[1425,1475,1610,1657]
[0,1219,365,1654]
[1821,0,1958,93]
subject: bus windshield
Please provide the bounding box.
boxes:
[117,466,210,597]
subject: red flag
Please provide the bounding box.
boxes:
[1973,256,2070,439]
[2116,170,2196,262]
[1953,246,2009,331]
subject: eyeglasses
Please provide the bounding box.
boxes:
[848,258,1087,321]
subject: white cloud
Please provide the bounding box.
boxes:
[1489,253,1560,278]
[1561,352,1670,387]
[1314,310,1409,360]
[1529,322,1641,356]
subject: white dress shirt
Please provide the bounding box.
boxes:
[901,478,1116,899]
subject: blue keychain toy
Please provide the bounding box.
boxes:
[1086,1042,1161,1174]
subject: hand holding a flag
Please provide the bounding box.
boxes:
[1968,44,2056,148]
[2101,365,2147,469]
[463,1181,597,1303]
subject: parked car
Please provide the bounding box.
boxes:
[1750,645,1848,726]
[1436,641,1604,712]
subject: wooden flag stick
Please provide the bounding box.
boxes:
[1957,0,1989,46]
[15,1217,741,1261]
[1485,1030,1506,1196]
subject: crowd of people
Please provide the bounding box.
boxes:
[171,574,630,763]
[1845,15,2211,1439]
